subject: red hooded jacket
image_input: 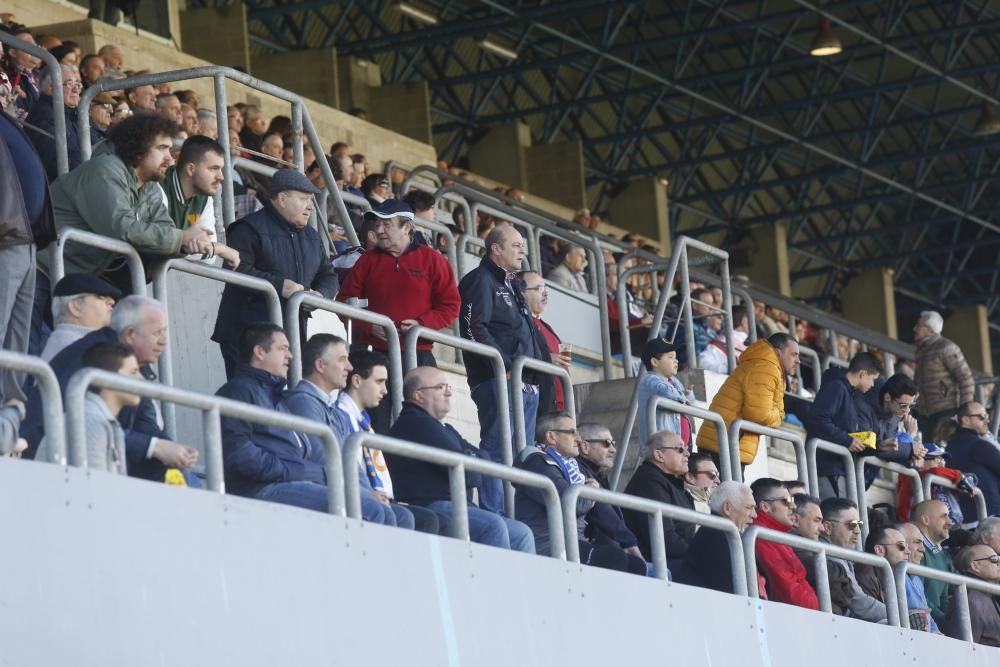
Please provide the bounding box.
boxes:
[753,511,820,610]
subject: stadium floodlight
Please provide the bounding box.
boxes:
[478,38,519,61]
[396,2,439,25]
[974,102,1000,136]
[809,16,842,57]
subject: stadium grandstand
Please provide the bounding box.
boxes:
[3,0,1000,664]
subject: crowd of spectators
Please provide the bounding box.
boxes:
[3,16,1000,651]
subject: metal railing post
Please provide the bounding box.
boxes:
[343,431,564,558]
[729,419,807,489]
[214,73,235,226]
[287,292,403,420]
[806,437,861,546]
[51,229,147,297]
[510,356,575,454]
[201,406,225,492]
[922,473,988,523]
[857,457,924,517]
[894,561,1000,641]
[0,351,65,464]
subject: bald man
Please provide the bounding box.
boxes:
[913,499,955,626]
[944,545,1000,646]
[386,366,535,553]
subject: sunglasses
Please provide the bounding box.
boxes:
[585,438,616,448]
[549,428,578,435]
[693,470,720,481]
[826,519,864,530]
[973,554,1000,564]
[878,542,908,553]
[657,445,689,454]
[892,399,917,410]
[415,382,451,393]
[762,496,794,507]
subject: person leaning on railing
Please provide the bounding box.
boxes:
[854,525,911,609]
[820,497,887,623]
[898,522,941,633]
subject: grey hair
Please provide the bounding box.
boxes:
[709,481,751,515]
[40,63,79,93]
[975,516,1000,545]
[196,109,217,123]
[111,295,164,334]
[919,310,943,334]
[577,422,611,441]
[51,294,77,324]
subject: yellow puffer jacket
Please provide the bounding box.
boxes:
[696,339,785,464]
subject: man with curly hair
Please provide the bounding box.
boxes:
[37,113,212,290]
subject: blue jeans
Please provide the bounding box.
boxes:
[471,380,539,515]
[427,500,535,553]
[254,482,413,529]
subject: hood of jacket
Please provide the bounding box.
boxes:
[739,338,782,372]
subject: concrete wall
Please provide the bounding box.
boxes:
[467,122,532,189]
[3,460,996,666]
[252,47,340,109]
[370,81,433,146]
[607,177,671,254]
[337,56,381,114]
[946,304,994,375]
[524,141,586,211]
[841,267,898,339]
[180,6,250,72]
[733,222,792,296]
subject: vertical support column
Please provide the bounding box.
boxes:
[524,141,587,210]
[732,222,791,296]
[945,304,993,375]
[179,6,250,72]
[841,267,898,338]
[607,177,671,256]
[369,81,433,145]
[467,122,532,189]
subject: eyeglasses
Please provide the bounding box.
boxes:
[114,107,131,116]
[585,438,616,448]
[693,470,720,481]
[656,445,690,454]
[826,519,864,530]
[967,413,989,421]
[762,496,794,507]
[549,428,579,436]
[973,554,1000,564]
[63,81,83,90]
[892,399,917,411]
[878,542,908,553]
[415,382,451,393]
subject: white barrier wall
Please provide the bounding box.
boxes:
[2,460,997,667]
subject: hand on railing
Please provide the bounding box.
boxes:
[281,279,305,299]
[213,243,241,270]
[152,440,200,469]
[180,225,212,255]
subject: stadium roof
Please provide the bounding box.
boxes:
[203,0,1000,348]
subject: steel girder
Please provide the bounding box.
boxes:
[191,0,1000,349]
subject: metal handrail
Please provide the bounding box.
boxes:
[0,33,67,174]
[457,233,486,276]
[285,291,404,420]
[151,258,283,439]
[688,267,756,343]
[63,368,345,514]
[76,65,358,246]
[922,473,988,523]
[561,484,747,589]
[822,355,850,371]
[342,431,565,559]
[403,325,513,516]
[51,229,147,297]
[743,526,901,625]
[434,181,614,379]
[858,455,924,505]
[806,437,861,548]
[893,561,1000,639]
[0,351,64,462]
[471,200,541,275]
[798,346,822,393]
[730,419,808,487]
[510,356,575,455]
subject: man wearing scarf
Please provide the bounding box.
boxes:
[515,412,646,574]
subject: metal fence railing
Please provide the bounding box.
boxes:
[51,229,147,297]
[151,258,283,438]
[806,437,861,547]
[562,484,747,588]
[77,65,358,246]
[285,291,404,420]
[922,473,988,524]
[857,455,924,516]
[510,356,575,455]
[743,525,901,626]
[342,431,565,559]
[64,368,345,513]
[730,419,808,487]
[0,351,64,462]
[403,326,513,515]
[893,561,1000,639]
[0,33,67,175]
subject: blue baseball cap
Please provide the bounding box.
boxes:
[924,441,950,459]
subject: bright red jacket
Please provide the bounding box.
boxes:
[896,465,963,522]
[753,511,820,610]
[337,240,460,351]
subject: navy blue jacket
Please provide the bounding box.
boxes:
[622,460,695,567]
[24,94,83,182]
[947,428,1000,518]
[277,379,351,467]
[675,524,738,594]
[22,327,168,480]
[807,368,862,477]
[385,402,484,506]
[0,109,56,248]
[217,364,326,497]
[458,256,546,388]
[854,379,914,486]
[576,455,638,549]
[212,202,339,344]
